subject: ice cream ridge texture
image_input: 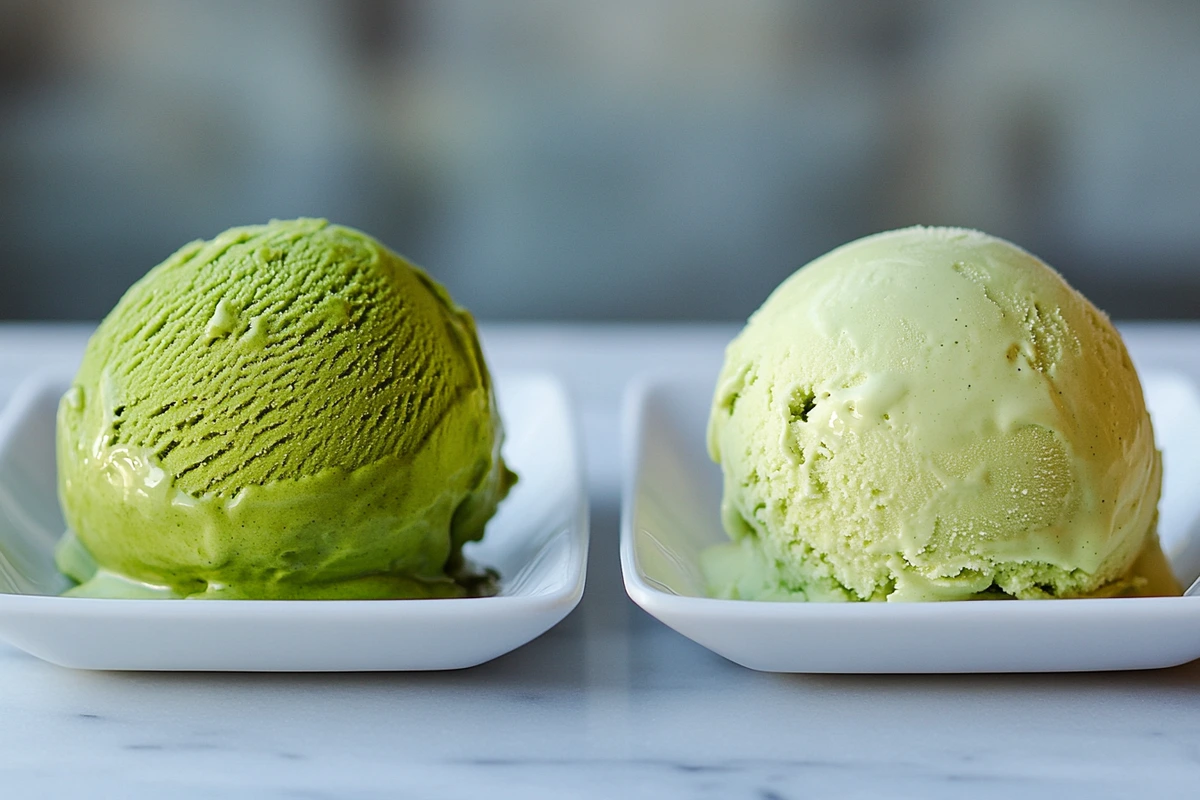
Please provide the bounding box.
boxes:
[704,226,1179,602]
[56,218,516,599]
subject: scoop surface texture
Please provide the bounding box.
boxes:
[57,218,514,599]
[704,226,1174,602]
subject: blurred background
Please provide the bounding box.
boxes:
[0,0,1197,322]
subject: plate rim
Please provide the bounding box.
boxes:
[619,371,1200,625]
[0,368,588,618]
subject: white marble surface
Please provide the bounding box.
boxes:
[2,321,1200,799]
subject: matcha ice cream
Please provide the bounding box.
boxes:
[704,226,1176,602]
[56,218,515,599]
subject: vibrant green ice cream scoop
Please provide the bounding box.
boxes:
[56,218,515,599]
[705,226,1177,602]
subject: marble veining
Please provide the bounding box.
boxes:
[2,324,1200,798]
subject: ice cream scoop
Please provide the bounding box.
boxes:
[704,226,1177,602]
[56,218,515,599]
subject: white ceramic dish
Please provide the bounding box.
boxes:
[621,370,1200,674]
[0,371,587,672]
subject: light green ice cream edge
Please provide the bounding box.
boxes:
[704,226,1176,602]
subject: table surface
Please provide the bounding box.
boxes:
[1,321,1199,799]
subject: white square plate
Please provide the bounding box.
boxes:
[621,370,1200,674]
[0,371,587,671]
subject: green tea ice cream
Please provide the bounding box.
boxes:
[56,218,515,599]
[705,226,1176,602]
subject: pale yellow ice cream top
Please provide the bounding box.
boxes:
[705,226,1174,601]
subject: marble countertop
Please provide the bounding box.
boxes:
[2,321,1199,799]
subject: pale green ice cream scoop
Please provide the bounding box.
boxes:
[56,218,515,599]
[705,226,1178,602]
